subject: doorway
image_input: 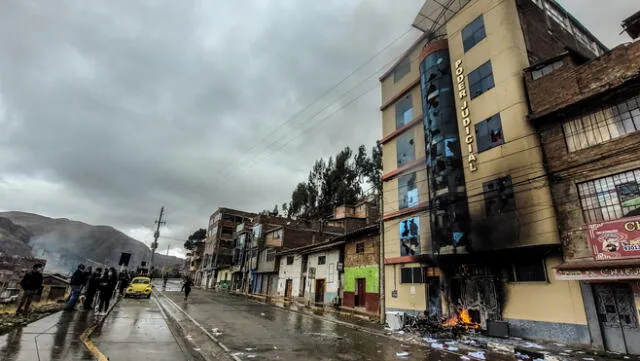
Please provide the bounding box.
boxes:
[355,278,366,307]
[315,279,326,305]
[284,279,293,299]
[593,283,640,355]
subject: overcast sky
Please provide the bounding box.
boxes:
[0,1,636,258]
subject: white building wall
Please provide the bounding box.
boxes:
[307,249,341,304]
[277,254,304,297]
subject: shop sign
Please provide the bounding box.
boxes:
[588,215,640,260]
[454,59,477,172]
[554,267,640,281]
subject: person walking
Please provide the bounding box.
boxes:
[118,270,130,296]
[181,277,192,301]
[83,268,102,311]
[16,264,44,315]
[162,273,169,289]
[64,264,87,311]
[97,267,118,315]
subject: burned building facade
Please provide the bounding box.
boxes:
[381,0,606,344]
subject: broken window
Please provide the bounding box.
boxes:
[577,168,640,222]
[483,176,516,216]
[396,131,416,167]
[355,243,365,254]
[318,255,326,265]
[398,172,418,209]
[531,60,563,80]
[475,113,504,152]
[395,95,413,128]
[462,15,486,52]
[468,61,494,99]
[286,256,294,265]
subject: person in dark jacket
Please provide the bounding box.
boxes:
[181,277,193,301]
[83,268,102,311]
[118,270,130,296]
[16,263,44,315]
[64,264,86,311]
[97,268,118,315]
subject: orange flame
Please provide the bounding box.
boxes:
[441,308,480,329]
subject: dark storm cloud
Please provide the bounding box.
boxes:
[0,0,423,247]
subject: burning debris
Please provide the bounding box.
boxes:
[403,308,480,339]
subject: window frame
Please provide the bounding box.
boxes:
[394,57,411,83]
[318,255,327,265]
[468,61,495,99]
[398,172,418,210]
[507,258,548,283]
[396,131,416,167]
[286,256,294,265]
[400,267,424,284]
[475,113,504,152]
[531,60,563,80]
[355,242,365,254]
[483,176,516,216]
[577,168,640,223]
[395,95,414,129]
[462,15,487,52]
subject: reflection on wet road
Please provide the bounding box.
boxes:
[157,280,469,361]
[0,308,94,361]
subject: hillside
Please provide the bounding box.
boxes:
[0,217,34,257]
[0,211,183,273]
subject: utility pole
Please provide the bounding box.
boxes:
[150,206,166,276]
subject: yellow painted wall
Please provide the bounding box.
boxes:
[446,0,559,247]
[380,39,427,111]
[384,263,427,312]
[503,254,587,325]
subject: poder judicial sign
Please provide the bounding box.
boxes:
[588,215,640,260]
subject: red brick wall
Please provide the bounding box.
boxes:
[525,41,640,119]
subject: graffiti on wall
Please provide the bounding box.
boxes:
[400,217,420,256]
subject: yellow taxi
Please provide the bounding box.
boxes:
[124,277,153,299]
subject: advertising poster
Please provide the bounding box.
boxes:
[588,215,640,260]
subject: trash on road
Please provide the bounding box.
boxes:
[247,355,257,358]
[193,348,201,351]
[448,346,459,351]
[431,343,444,349]
[260,313,266,316]
[231,352,244,357]
[468,351,486,360]
[515,351,531,359]
[423,337,437,343]
[583,358,595,361]
[460,357,471,361]
[523,342,544,349]
[395,351,409,357]
[245,348,255,351]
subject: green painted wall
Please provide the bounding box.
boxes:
[343,266,379,293]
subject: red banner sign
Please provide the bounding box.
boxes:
[588,216,640,260]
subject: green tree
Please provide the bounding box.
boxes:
[184,228,207,250]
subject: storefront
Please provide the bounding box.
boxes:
[555,216,640,355]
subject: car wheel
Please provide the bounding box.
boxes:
[146,295,151,299]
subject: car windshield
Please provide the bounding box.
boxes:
[132,279,150,284]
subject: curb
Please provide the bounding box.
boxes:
[80,296,121,361]
[155,290,238,361]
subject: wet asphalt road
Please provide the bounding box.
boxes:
[156,279,468,361]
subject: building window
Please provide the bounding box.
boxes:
[286,256,294,265]
[462,15,486,52]
[394,57,411,83]
[355,243,365,254]
[395,95,414,128]
[507,258,547,282]
[318,256,326,265]
[577,169,640,223]
[468,61,495,99]
[400,267,424,284]
[531,60,563,80]
[475,113,504,152]
[396,131,416,167]
[221,227,233,236]
[563,93,640,152]
[266,250,275,262]
[273,230,282,239]
[544,2,569,31]
[483,176,516,216]
[398,172,418,209]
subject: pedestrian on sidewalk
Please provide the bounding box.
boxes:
[64,264,87,311]
[83,268,102,311]
[181,277,192,301]
[16,263,44,315]
[97,267,118,315]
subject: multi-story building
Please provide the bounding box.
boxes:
[201,208,256,288]
[380,0,606,344]
[524,37,640,354]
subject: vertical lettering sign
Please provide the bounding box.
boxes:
[454,59,478,172]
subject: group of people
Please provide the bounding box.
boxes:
[65,264,123,315]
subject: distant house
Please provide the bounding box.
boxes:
[302,240,344,308]
[341,225,380,316]
[39,273,70,302]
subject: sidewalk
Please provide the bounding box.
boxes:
[0,309,94,361]
[89,297,189,361]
